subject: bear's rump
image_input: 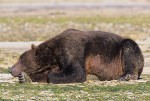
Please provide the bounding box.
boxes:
[85,54,123,80]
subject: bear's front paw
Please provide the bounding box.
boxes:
[18,72,32,83]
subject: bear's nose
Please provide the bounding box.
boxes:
[9,66,22,77]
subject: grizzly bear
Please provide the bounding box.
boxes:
[10,28,144,84]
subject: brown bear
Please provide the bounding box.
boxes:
[10,28,144,84]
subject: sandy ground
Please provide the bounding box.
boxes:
[0,1,150,17]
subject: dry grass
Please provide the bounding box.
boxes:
[0,81,150,100]
[0,14,150,41]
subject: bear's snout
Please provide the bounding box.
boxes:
[10,65,22,77]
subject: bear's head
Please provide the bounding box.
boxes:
[10,44,39,77]
[10,43,58,83]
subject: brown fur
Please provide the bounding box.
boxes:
[29,65,60,83]
[10,29,144,83]
[85,53,123,80]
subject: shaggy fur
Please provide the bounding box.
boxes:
[10,28,144,84]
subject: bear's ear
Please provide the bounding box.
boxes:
[31,44,37,50]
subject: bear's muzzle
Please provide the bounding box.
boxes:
[9,66,22,77]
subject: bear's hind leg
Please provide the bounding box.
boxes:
[47,63,86,84]
[118,61,139,81]
[119,39,144,81]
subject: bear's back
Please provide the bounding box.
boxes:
[49,28,124,59]
[54,28,124,44]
